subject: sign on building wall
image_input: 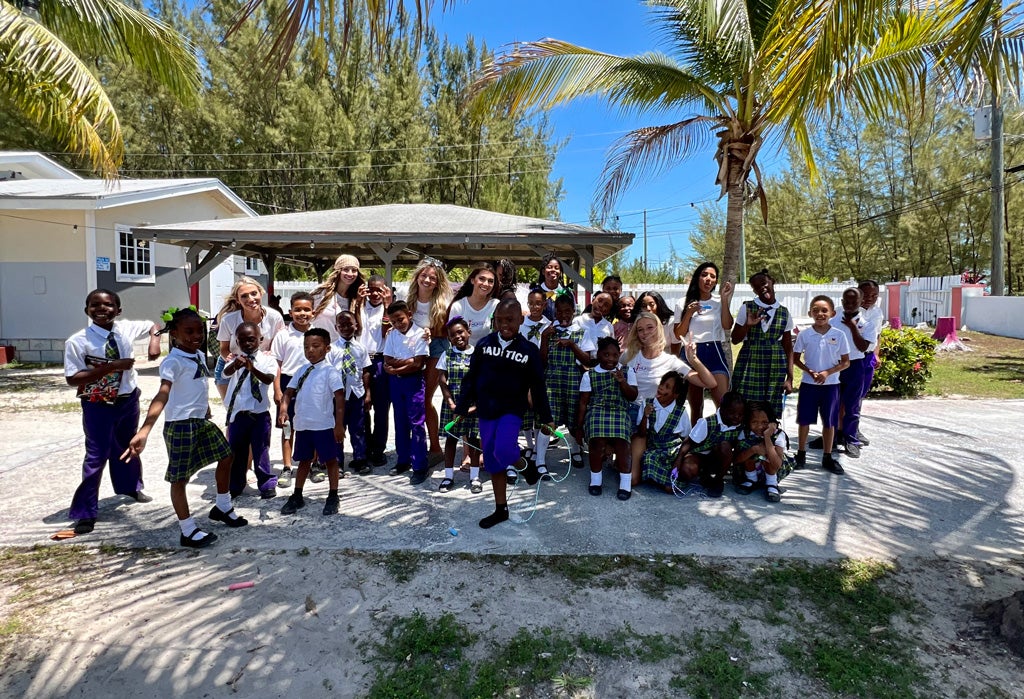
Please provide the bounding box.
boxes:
[96,256,110,271]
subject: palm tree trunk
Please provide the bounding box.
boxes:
[721,155,746,285]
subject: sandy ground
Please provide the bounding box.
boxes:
[1,365,1023,697]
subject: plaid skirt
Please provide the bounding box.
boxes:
[439,402,480,442]
[164,418,232,482]
[641,437,683,487]
[582,370,632,442]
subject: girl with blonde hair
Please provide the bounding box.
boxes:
[215,276,285,400]
[406,258,453,462]
[311,254,365,340]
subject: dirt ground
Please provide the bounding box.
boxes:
[1,366,1023,698]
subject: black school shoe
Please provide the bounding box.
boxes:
[209,506,249,528]
[128,490,153,503]
[322,493,340,515]
[351,459,373,475]
[409,469,430,485]
[281,493,305,515]
[616,489,632,501]
[369,452,388,467]
[74,518,96,535]
[822,452,845,475]
[180,530,217,548]
[588,485,603,496]
[389,462,412,476]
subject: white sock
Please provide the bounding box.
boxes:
[744,469,758,484]
[765,473,779,487]
[215,493,232,512]
[524,429,536,452]
[445,467,455,479]
[469,466,480,480]
[536,432,550,464]
[536,464,549,475]
[179,517,201,538]
[590,471,603,487]
[619,473,632,492]
[566,433,581,456]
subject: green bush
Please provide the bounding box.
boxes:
[873,327,938,397]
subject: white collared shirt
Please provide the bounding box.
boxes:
[224,351,278,421]
[287,361,345,431]
[64,319,153,395]
[578,364,638,392]
[159,348,213,421]
[751,298,794,333]
[829,313,867,361]
[688,409,742,445]
[328,337,371,399]
[382,324,429,361]
[860,304,884,352]
[271,323,309,376]
[520,316,551,347]
[436,344,474,373]
[794,325,850,385]
[573,315,614,353]
[637,398,690,436]
[361,300,386,354]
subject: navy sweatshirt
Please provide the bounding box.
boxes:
[456,332,553,424]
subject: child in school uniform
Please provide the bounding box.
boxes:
[329,310,372,475]
[832,288,873,458]
[437,317,482,493]
[382,300,430,484]
[793,295,851,474]
[734,401,795,503]
[223,322,278,499]
[534,293,594,477]
[454,299,556,528]
[578,337,639,500]
[854,280,883,445]
[271,291,315,488]
[278,328,346,516]
[518,288,552,468]
[361,274,392,468]
[574,291,615,348]
[123,307,248,548]
[731,269,795,420]
[673,391,746,498]
[632,371,690,492]
[64,289,161,534]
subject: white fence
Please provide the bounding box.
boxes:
[962,296,1024,339]
[900,275,960,327]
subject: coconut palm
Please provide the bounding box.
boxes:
[469,0,1021,284]
[1,0,201,176]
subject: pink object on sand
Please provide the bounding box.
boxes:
[227,581,255,591]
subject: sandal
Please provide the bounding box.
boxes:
[505,468,519,485]
[570,453,584,469]
[180,529,218,548]
[765,484,782,503]
[470,478,483,494]
[438,478,456,493]
[735,479,758,495]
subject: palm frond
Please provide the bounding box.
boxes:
[39,0,200,104]
[647,0,760,85]
[598,116,725,215]
[0,2,121,175]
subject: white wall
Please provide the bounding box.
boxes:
[962,296,1024,339]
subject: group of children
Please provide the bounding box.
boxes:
[63,263,882,546]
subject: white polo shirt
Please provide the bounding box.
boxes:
[794,326,850,385]
[328,337,371,399]
[578,364,638,392]
[287,361,345,431]
[829,314,867,361]
[270,323,308,376]
[688,409,742,453]
[626,351,691,402]
[224,351,278,422]
[361,301,386,354]
[217,307,285,355]
[637,398,691,436]
[574,315,614,353]
[159,348,213,421]
[860,304,884,352]
[448,297,498,344]
[64,319,153,396]
[382,325,429,361]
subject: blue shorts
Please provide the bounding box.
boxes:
[693,341,730,377]
[429,337,450,359]
[796,383,840,428]
[214,355,229,386]
[293,429,339,463]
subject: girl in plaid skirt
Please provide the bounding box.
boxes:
[730,269,795,420]
[633,371,690,492]
[437,317,482,493]
[123,308,248,549]
[733,401,795,503]
[578,338,638,500]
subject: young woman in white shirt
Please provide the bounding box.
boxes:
[446,262,499,345]
[311,254,366,341]
[215,277,285,401]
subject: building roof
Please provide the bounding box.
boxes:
[0,177,257,215]
[0,152,81,181]
[136,203,632,270]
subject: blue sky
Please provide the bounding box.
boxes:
[434,0,764,268]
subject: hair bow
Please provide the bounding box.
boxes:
[160,304,199,322]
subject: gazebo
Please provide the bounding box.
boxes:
[134,203,634,293]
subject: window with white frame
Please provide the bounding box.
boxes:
[114,224,155,283]
[245,256,261,275]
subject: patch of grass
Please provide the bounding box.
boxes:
[0,616,25,636]
[367,612,475,699]
[672,622,768,699]
[39,401,82,413]
[382,550,422,583]
[924,331,1024,399]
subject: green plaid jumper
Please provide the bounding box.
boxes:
[735,428,794,481]
[640,399,689,487]
[582,367,632,442]
[732,303,792,418]
[545,327,586,428]
[690,414,742,454]
[439,346,479,441]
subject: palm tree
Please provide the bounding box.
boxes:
[468,0,1020,285]
[1,0,201,176]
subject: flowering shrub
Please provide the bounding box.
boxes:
[873,327,938,397]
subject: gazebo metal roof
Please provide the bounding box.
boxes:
[136,203,634,291]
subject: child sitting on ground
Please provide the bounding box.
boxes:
[278,328,346,516]
[673,391,746,498]
[733,401,795,502]
[437,317,482,493]
[223,322,278,498]
[631,371,689,492]
[123,307,248,548]
[578,337,638,500]
[329,310,372,476]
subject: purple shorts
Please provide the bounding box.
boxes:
[293,428,339,463]
[796,383,840,428]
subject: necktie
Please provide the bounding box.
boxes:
[527,323,542,341]
[104,331,119,360]
[224,360,262,425]
[294,364,315,394]
[340,340,356,378]
[192,354,211,379]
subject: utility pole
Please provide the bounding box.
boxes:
[991,19,1006,296]
[643,210,648,272]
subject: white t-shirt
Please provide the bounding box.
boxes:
[675,295,728,343]
[224,351,278,421]
[860,304,884,352]
[520,316,551,348]
[410,301,431,333]
[328,337,372,399]
[382,325,429,361]
[579,364,638,392]
[361,300,386,354]
[287,361,345,431]
[794,326,850,385]
[64,319,153,396]
[159,348,212,422]
[270,323,308,376]
[311,291,355,341]
[626,351,691,402]
[217,307,285,355]
[448,297,498,344]
[638,398,691,436]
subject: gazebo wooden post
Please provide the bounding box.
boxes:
[369,243,400,287]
